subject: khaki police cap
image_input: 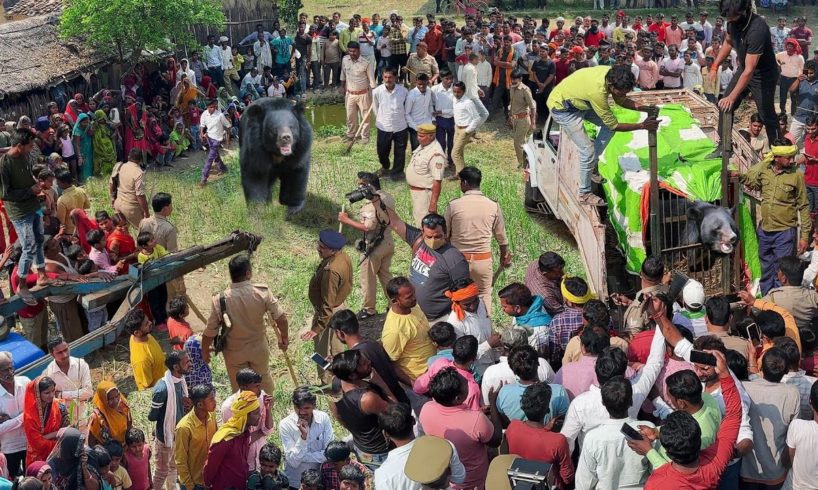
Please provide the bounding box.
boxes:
[486,454,519,490]
[404,436,452,484]
[417,123,437,135]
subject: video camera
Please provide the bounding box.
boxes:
[345,184,377,203]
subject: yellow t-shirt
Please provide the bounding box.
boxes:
[381,306,437,381]
[137,243,169,265]
[111,466,133,490]
[130,334,166,390]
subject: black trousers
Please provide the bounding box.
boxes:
[719,69,780,144]
[491,83,511,118]
[147,283,168,326]
[377,128,408,174]
[408,127,419,151]
[5,450,26,478]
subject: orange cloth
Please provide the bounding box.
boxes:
[492,49,515,88]
[785,37,803,55]
[89,381,131,445]
[444,283,479,321]
[23,377,64,467]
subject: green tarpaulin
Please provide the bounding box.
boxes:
[595,103,760,284]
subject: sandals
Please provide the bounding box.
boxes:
[579,193,607,207]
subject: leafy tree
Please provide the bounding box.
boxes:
[279,0,303,29]
[59,0,225,64]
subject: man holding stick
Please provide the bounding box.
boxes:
[202,254,289,395]
[341,41,376,145]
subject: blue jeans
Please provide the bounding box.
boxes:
[757,227,796,295]
[11,212,45,281]
[717,460,740,490]
[189,124,201,150]
[550,107,613,195]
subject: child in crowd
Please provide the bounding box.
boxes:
[186,100,202,151]
[337,465,366,490]
[427,322,456,366]
[123,428,151,490]
[125,308,166,390]
[136,231,169,329]
[77,259,109,331]
[36,168,60,235]
[104,441,133,490]
[57,124,78,179]
[167,295,193,351]
[299,469,324,490]
[247,443,289,489]
[319,441,371,490]
[92,445,114,490]
[87,229,121,273]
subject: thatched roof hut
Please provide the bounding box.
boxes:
[0,15,109,99]
[5,0,63,18]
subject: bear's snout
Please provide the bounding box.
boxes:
[277,130,294,156]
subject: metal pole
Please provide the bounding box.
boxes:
[720,110,735,294]
[648,126,661,258]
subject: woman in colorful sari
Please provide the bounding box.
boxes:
[23,377,68,467]
[92,110,117,177]
[106,212,137,275]
[25,461,53,490]
[199,76,217,100]
[69,209,99,254]
[168,122,190,159]
[174,76,201,113]
[87,381,131,447]
[123,99,149,159]
[47,428,102,490]
[217,87,231,112]
[71,113,94,183]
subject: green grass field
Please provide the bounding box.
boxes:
[80,119,582,444]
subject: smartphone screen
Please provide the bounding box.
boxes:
[310,353,329,368]
[621,423,643,441]
[690,350,717,366]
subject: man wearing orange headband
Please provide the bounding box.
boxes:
[444,278,500,377]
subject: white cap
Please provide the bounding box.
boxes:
[556,16,565,22]
[682,280,705,310]
[219,36,229,43]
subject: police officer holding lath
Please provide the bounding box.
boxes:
[202,254,289,395]
[338,172,396,320]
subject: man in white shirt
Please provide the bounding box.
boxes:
[374,403,465,489]
[279,386,334,487]
[451,81,488,176]
[561,323,666,452]
[770,16,791,55]
[0,352,29,478]
[660,45,684,89]
[219,37,235,96]
[460,54,483,101]
[43,337,92,431]
[205,35,224,86]
[431,71,455,166]
[698,12,714,46]
[372,67,409,179]
[267,78,286,98]
[481,328,554,405]
[575,376,655,489]
[341,41,376,145]
[682,51,704,90]
[198,99,231,187]
[405,73,435,151]
[444,279,500,377]
[253,33,273,72]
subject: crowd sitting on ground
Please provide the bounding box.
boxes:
[1,4,818,490]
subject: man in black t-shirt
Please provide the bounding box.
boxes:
[329,309,411,404]
[530,47,556,123]
[710,0,779,144]
[377,198,470,322]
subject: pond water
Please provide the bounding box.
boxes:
[303,103,348,129]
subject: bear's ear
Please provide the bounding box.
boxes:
[293,99,306,115]
[686,200,704,222]
[245,103,265,121]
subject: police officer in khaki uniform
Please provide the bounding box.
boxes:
[406,123,446,227]
[202,254,289,395]
[338,172,395,319]
[444,166,511,313]
[301,230,353,378]
[507,70,537,168]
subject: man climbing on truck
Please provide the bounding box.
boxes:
[546,65,660,207]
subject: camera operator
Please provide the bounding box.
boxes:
[338,172,395,320]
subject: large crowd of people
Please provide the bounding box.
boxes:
[0,1,817,489]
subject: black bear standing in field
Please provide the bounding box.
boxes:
[239,97,313,214]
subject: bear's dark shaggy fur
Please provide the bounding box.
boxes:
[239,97,313,214]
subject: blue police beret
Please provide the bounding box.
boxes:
[319,229,346,249]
